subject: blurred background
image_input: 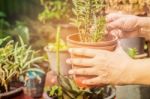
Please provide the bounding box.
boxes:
[0,0,150,99]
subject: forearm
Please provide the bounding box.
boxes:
[125,59,150,85]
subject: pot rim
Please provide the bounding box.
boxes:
[66,33,118,46]
[44,46,68,53]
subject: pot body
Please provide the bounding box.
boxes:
[45,47,71,75]
[0,81,23,99]
[67,33,118,88]
[25,72,46,98]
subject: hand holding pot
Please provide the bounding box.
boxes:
[106,13,142,38]
[66,46,134,86]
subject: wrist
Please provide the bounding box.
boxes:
[137,17,150,28]
[137,17,150,39]
[119,59,137,85]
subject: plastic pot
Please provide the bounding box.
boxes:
[44,47,71,75]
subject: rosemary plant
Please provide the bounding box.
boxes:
[72,0,105,42]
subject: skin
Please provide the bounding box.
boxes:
[66,13,150,86]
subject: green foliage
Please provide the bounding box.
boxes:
[10,21,30,44]
[127,48,138,58]
[47,75,104,99]
[0,11,10,37]
[56,26,61,75]
[0,11,30,44]
[48,85,63,99]
[0,37,42,92]
[47,39,68,52]
[38,0,69,23]
[71,0,105,42]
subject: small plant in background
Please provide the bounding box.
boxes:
[127,48,138,58]
[47,39,67,52]
[38,0,70,23]
[0,36,42,92]
[71,0,105,42]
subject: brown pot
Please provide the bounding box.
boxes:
[44,47,71,76]
[67,33,118,88]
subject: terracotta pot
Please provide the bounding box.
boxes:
[44,47,71,75]
[67,33,118,88]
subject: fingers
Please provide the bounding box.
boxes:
[68,68,97,76]
[107,18,124,31]
[68,48,98,57]
[106,13,123,23]
[110,29,123,38]
[66,58,94,67]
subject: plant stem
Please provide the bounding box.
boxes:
[56,26,61,75]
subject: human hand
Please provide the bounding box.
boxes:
[66,46,134,85]
[106,13,141,38]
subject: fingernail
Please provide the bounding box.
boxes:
[69,70,74,74]
[68,48,72,53]
[66,59,71,64]
[82,80,87,84]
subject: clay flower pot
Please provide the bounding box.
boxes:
[67,33,118,88]
[44,47,71,75]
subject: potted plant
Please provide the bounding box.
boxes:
[0,36,43,98]
[44,26,116,99]
[24,70,46,98]
[45,26,71,75]
[67,0,118,88]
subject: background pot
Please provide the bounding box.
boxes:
[0,81,24,99]
[120,37,145,55]
[117,37,150,99]
[67,33,118,88]
[45,47,71,75]
[24,71,46,98]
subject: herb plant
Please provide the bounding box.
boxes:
[72,0,105,42]
[0,37,42,92]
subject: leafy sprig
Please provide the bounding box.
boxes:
[72,0,105,42]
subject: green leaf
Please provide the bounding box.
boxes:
[0,12,6,17]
